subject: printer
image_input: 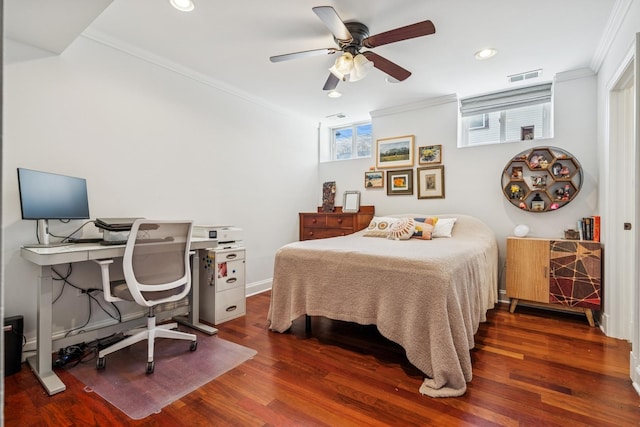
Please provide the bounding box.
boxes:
[193,225,243,247]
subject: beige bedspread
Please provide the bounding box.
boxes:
[267,214,498,397]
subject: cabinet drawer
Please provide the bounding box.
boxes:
[301,228,349,240]
[302,215,327,228]
[326,215,354,228]
[215,249,245,261]
[216,259,245,292]
[215,286,246,324]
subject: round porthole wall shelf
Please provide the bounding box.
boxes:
[501,146,583,212]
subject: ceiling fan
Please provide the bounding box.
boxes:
[269,6,436,91]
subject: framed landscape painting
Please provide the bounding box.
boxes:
[364,171,384,188]
[376,135,414,169]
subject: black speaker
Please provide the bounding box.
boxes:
[4,315,23,377]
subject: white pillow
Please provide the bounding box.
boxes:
[387,217,415,240]
[363,216,399,237]
[432,217,457,238]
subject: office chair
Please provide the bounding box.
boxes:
[93,219,197,374]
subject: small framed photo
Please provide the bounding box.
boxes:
[386,169,413,196]
[418,145,442,165]
[417,166,445,199]
[364,171,384,188]
[521,126,534,140]
[376,135,414,169]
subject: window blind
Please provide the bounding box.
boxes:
[459,83,552,117]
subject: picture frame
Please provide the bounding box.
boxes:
[418,145,442,165]
[342,191,361,213]
[521,125,534,140]
[364,170,384,188]
[386,169,414,195]
[376,135,414,169]
[417,166,445,199]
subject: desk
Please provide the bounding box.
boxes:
[20,237,218,395]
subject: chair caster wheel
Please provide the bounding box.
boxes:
[97,357,106,370]
[146,361,154,374]
[190,341,197,351]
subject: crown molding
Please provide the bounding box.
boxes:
[80,28,313,123]
[590,0,633,73]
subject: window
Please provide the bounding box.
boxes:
[458,83,553,147]
[331,122,372,160]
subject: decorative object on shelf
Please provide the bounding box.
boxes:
[531,175,546,188]
[376,135,414,169]
[364,171,384,188]
[386,169,414,195]
[521,125,534,140]
[501,146,583,212]
[322,181,336,212]
[531,193,545,211]
[417,166,445,199]
[513,224,530,237]
[511,166,523,179]
[418,144,442,165]
[342,191,360,213]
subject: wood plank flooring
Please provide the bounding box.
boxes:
[4,291,640,426]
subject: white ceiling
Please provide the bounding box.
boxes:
[5,0,618,125]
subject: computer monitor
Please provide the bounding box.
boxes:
[17,168,90,246]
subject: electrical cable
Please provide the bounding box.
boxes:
[51,265,123,338]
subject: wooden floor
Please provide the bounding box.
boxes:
[5,291,640,426]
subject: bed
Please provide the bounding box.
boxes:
[267,214,498,397]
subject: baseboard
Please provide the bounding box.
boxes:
[246,278,272,297]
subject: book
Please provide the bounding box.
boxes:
[577,219,584,240]
[583,217,592,241]
[592,215,601,242]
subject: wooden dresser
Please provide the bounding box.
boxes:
[299,206,375,241]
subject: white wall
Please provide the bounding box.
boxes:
[319,71,599,299]
[2,36,319,344]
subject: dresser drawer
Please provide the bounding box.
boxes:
[301,228,349,240]
[326,215,353,228]
[301,215,327,228]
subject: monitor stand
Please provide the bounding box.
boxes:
[23,219,72,248]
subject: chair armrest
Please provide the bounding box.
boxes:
[92,258,123,302]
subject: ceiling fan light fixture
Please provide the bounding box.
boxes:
[329,65,347,81]
[170,0,195,12]
[327,90,342,98]
[334,52,354,75]
[474,48,497,60]
[349,54,374,82]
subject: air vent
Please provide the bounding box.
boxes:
[326,113,348,119]
[508,69,542,84]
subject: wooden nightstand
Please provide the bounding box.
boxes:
[299,206,375,241]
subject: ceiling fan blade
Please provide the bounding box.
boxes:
[270,48,338,63]
[363,20,435,48]
[322,73,340,91]
[312,6,353,42]
[362,51,411,81]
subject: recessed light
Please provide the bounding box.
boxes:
[170,0,195,12]
[474,48,497,60]
[327,90,342,98]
